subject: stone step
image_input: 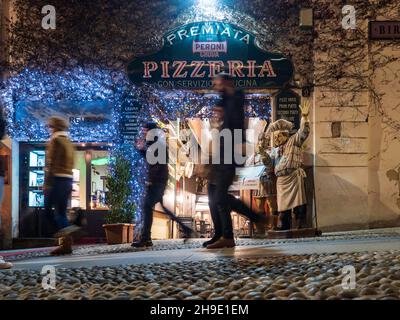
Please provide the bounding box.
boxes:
[12,237,58,249]
[267,228,322,239]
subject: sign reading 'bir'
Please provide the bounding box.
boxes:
[127,21,294,90]
[369,21,400,40]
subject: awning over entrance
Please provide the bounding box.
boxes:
[229,165,265,191]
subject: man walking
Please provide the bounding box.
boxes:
[132,122,193,248]
[204,73,266,249]
[44,116,77,255]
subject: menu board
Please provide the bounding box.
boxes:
[120,101,142,144]
[275,89,301,130]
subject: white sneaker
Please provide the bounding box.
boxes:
[0,257,12,269]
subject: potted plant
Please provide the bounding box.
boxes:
[103,156,136,244]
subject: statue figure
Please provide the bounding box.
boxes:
[259,101,311,230]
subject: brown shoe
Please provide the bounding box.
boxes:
[51,237,73,255]
[206,237,235,249]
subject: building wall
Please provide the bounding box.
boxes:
[368,43,400,228]
[0,0,12,248]
[0,0,8,70]
[0,143,12,248]
[313,2,400,231]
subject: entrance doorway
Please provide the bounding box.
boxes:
[144,91,273,239]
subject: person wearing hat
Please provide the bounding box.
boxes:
[132,121,194,248]
[44,116,77,255]
[261,101,311,230]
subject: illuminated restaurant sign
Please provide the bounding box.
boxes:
[127,21,294,89]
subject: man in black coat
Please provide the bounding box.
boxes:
[204,74,266,249]
[132,122,193,247]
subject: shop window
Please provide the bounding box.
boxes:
[71,169,81,208]
[28,150,45,207]
[90,151,109,210]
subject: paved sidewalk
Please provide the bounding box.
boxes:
[7,232,400,271]
[3,227,400,265]
[1,228,400,300]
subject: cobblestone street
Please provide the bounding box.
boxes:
[1,228,400,300]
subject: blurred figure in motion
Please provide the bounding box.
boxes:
[205,73,267,249]
[132,121,194,248]
[44,116,79,255]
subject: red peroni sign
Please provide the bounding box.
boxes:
[369,21,400,40]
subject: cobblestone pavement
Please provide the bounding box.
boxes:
[4,228,400,262]
[1,250,400,300]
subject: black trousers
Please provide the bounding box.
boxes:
[279,204,307,230]
[44,177,73,231]
[208,167,261,239]
[141,182,187,241]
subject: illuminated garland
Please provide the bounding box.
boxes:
[0,67,148,224]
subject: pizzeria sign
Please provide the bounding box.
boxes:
[127,21,294,89]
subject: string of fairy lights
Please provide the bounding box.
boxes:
[0,67,271,225]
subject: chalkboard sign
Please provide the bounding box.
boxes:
[120,101,142,144]
[275,89,301,130]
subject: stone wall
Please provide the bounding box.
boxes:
[312,0,400,230]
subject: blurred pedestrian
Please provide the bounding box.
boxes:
[132,122,194,248]
[44,116,78,255]
[204,73,266,249]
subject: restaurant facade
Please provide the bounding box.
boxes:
[0,0,399,247]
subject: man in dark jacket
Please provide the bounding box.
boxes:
[132,122,193,248]
[205,73,266,249]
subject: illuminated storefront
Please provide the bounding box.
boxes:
[125,20,311,239]
[4,0,396,245]
[2,19,309,240]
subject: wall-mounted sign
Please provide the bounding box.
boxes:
[369,21,400,40]
[120,101,142,144]
[275,89,301,130]
[15,100,114,141]
[127,21,294,90]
